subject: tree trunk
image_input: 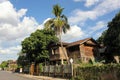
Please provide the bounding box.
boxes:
[59,27,69,64]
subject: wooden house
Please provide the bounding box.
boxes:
[67,38,99,63]
[8,60,17,71]
[49,38,100,64]
[49,42,69,65]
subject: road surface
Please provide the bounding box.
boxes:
[0,71,35,80]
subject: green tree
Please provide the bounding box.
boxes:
[21,29,58,65]
[44,4,70,63]
[103,12,120,63]
[0,61,8,69]
[17,54,27,67]
[97,30,107,44]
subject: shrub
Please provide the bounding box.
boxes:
[74,63,120,80]
[39,63,43,72]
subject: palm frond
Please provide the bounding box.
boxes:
[45,4,70,36]
[52,4,64,17]
[44,19,54,30]
[61,14,68,22]
[62,24,70,33]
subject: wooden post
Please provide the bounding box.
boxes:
[30,63,35,75]
[36,64,39,75]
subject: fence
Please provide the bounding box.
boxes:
[41,64,72,78]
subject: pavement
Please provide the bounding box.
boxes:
[19,74,69,80]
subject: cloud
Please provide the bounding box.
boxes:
[94,0,120,16]
[0,1,43,42]
[0,0,8,3]
[18,9,27,18]
[0,46,19,63]
[85,0,100,7]
[73,0,100,7]
[0,1,27,25]
[0,17,38,41]
[85,21,107,39]
[89,21,106,32]
[69,9,97,25]
[0,1,44,56]
[69,0,120,25]
[0,46,21,54]
[62,25,84,42]
[36,18,51,30]
[61,21,106,42]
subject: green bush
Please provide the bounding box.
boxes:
[74,63,120,80]
[39,63,43,72]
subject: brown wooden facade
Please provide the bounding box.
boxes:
[49,38,100,64]
[49,42,69,65]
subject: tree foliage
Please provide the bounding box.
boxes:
[44,4,70,40]
[21,29,58,64]
[97,30,107,44]
[0,61,8,69]
[17,55,27,67]
[104,12,120,54]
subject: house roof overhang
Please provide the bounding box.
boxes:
[66,38,98,48]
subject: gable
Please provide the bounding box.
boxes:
[67,38,98,48]
[85,39,98,46]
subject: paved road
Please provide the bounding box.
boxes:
[0,71,35,80]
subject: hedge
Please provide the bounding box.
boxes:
[74,63,120,80]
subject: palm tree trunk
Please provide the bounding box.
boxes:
[59,27,69,64]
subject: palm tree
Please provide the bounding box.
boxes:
[44,4,70,64]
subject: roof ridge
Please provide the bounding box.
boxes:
[67,38,92,47]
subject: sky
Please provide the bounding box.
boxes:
[0,0,120,63]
